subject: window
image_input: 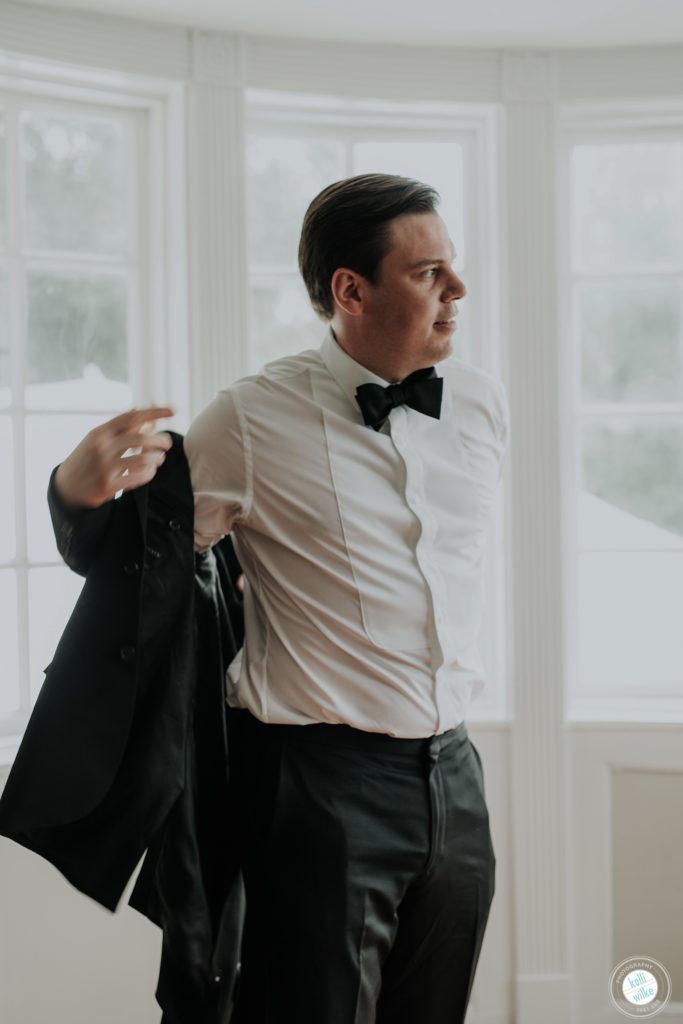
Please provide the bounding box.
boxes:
[245,91,499,373]
[245,91,507,718]
[563,119,683,719]
[0,70,186,762]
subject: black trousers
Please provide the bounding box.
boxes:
[226,707,495,1024]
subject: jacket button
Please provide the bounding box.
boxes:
[123,560,140,574]
[168,518,181,531]
[120,646,136,662]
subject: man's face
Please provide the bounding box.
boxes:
[360,211,466,378]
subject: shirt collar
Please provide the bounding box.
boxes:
[320,328,390,414]
[319,328,447,420]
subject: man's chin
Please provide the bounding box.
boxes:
[431,337,453,363]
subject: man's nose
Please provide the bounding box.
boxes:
[443,271,466,300]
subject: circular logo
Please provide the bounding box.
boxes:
[609,957,672,1018]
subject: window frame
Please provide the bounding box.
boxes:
[559,104,683,722]
[0,61,189,765]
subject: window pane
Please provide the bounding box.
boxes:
[353,141,465,269]
[25,414,106,563]
[249,279,325,371]
[25,269,131,410]
[21,111,129,255]
[28,566,84,704]
[578,552,683,696]
[0,417,15,563]
[0,569,20,717]
[580,284,682,404]
[0,270,9,407]
[247,137,345,268]
[0,114,6,249]
[572,143,683,270]
[580,421,683,548]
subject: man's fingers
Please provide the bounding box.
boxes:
[106,431,173,458]
[93,406,176,438]
[114,451,167,476]
[107,453,166,494]
[117,458,167,492]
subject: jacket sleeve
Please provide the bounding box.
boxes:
[47,465,116,577]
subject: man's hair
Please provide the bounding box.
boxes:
[298,173,440,321]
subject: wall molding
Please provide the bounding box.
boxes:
[0,0,191,79]
[570,730,683,1023]
[244,35,501,101]
[186,77,249,409]
[558,46,683,100]
[3,2,683,103]
[502,51,557,103]
[503,98,572,1023]
[192,30,244,86]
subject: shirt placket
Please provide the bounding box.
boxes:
[390,408,451,734]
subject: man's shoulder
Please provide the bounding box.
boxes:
[442,356,509,443]
[441,355,504,397]
[229,348,322,396]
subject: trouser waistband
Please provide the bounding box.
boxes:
[227,707,469,758]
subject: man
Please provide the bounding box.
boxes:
[54,173,509,1023]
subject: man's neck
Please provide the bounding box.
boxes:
[330,327,409,384]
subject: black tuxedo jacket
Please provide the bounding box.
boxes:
[0,433,245,1023]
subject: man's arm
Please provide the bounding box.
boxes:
[183,390,251,553]
[48,406,174,574]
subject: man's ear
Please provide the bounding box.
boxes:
[330,268,366,318]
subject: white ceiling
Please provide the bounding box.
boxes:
[17,0,683,49]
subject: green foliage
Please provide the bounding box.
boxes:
[22,112,128,255]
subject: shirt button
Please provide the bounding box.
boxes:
[120,646,136,662]
[123,560,140,574]
[168,518,181,531]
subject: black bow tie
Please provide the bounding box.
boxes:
[355,367,443,431]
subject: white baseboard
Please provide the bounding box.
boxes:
[514,974,573,1024]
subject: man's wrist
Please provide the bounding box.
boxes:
[53,462,82,510]
[49,464,90,516]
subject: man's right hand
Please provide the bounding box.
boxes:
[53,406,175,509]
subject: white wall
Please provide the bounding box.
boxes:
[0,842,161,1023]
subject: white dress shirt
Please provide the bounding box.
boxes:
[184,329,509,738]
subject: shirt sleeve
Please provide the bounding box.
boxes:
[183,388,252,553]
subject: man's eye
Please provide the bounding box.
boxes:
[423,267,438,278]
